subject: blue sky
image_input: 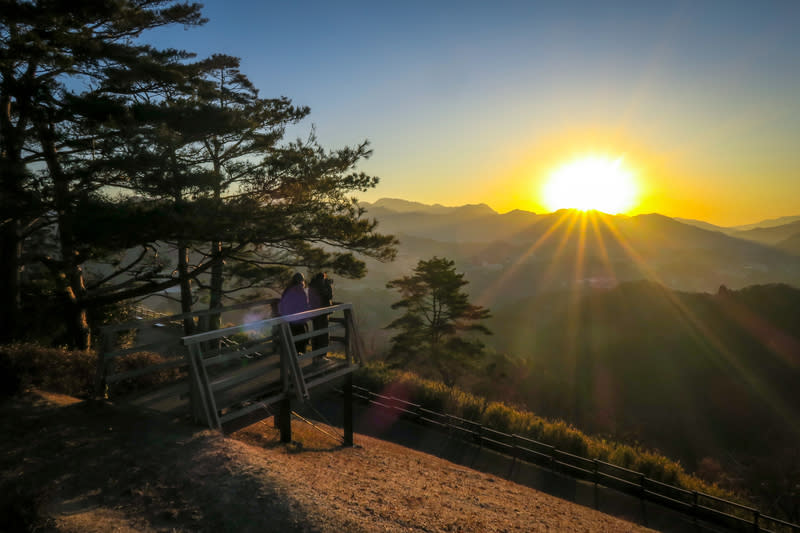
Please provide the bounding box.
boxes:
[146,1,800,226]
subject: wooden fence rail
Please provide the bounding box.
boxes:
[350,385,800,533]
[181,304,362,442]
[96,300,362,446]
[96,298,279,394]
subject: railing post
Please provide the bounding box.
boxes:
[753,510,760,533]
[343,307,352,364]
[639,473,648,527]
[508,434,519,480]
[94,327,112,400]
[593,459,599,510]
[279,396,292,443]
[343,373,354,446]
[186,344,220,429]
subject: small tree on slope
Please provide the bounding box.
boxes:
[385,257,491,386]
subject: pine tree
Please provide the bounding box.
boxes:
[386,257,491,386]
[1,1,397,346]
[0,0,206,345]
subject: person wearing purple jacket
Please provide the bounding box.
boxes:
[278,272,310,354]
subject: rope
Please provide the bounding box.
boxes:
[252,400,346,446]
[292,406,346,445]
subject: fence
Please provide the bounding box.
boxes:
[96,298,279,395]
[96,300,363,445]
[350,385,800,533]
[181,303,362,436]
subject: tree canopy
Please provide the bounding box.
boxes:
[0,0,396,347]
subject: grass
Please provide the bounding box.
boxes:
[353,361,743,505]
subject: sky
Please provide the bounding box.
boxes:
[146,1,800,227]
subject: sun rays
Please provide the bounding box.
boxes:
[471,207,799,441]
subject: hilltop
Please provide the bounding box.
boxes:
[1,390,653,532]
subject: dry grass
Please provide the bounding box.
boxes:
[0,389,656,532]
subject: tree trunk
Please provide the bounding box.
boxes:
[177,241,195,335]
[0,102,26,344]
[63,279,91,350]
[38,114,91,349]
[0,222,21,343]
[207,161,224,332]
[207,240,224,331]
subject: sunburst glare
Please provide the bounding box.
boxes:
[542,155,638,214]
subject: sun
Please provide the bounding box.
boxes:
[542,155,639,214]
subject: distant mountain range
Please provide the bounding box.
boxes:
[358,199,800,290]
[365,199,800,251]
[339,200,800,350]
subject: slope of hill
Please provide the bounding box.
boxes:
[487,282,800,518]
[732,215,800,232]
[362,199,535,242]
[733,220,800,245]
[672,218,730,233]
[777,232,800,256]
[0,390,654,533]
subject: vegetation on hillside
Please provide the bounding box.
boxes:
[353,363,740,498]
[479,281,800,522]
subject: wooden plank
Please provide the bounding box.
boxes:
[292,323,345,343]
[303,364,357,389]
[183,317,282,345]
[106,356,186,384]
[219,392,287,424]
[101,298,278,335]
[210,360,282,394]
[201,341,275,368]
[215,380,284,411]
[104,339,184,359]
[123,380,190,412]
[181,304,352,346]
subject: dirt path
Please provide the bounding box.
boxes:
[1,390,656,532]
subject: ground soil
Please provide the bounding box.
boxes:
[1,390,656,532]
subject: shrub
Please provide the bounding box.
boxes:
[481,402,516,434]
[107,351,185,397]
[0,343,95,397]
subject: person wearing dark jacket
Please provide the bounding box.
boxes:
[307,272,333,361]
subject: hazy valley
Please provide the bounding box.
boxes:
[341,199,800,350]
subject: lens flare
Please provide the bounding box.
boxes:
[542,155,638,214]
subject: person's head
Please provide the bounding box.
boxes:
[312,272,326,283]
[291,272,305,287]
